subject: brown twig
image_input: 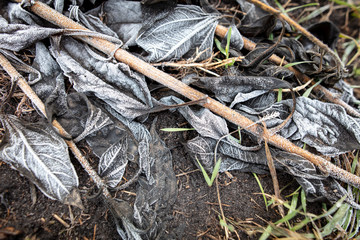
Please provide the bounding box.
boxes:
[263,124,284,217]
[9,1,360,190]
[53,214,70,228]
[214,25,360,118]
[0,52,111,199]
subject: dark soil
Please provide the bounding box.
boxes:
[0,109,319,240]
[0,0,359,239]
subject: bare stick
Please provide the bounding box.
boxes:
[0,52,111,199]
[215,25,360,118]
[53,214,70,228]
[9,0,360,189]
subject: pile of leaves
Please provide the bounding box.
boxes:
[0,0,360,239]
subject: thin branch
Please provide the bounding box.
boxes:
[10,0,360,190]
[0,52,111,199]
[263,124,284,217]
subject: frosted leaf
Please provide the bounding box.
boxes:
[0,115,80,206]
[136,5,220,62]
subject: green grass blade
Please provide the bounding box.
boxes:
[303,79,323,98]
[341,41,356,64]
[291,217,311,231]
[195,157,212,186]
[349,209,360,238]
[160,128,195,132]
[274,206,300,225]
[332,0,360,10]
[215,38,226,56]
[284,192,299,228]
[277,88,283,102]
[219,216,235,232]
[341,207,353,235]
[225,27,232,59]
[253,173,268,211]
[195,157,221,187]
[283,60,313,68]
[301,188,307,214]
[210,158,222,184]
[259,225,272,240]
[285,3,319,13]
[298,5,330,23]
[314,195,347,221]
[356,68,360,77]
[320,203,350,237]
[351,151,359,174]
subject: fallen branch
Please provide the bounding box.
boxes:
[10,0,360,189]
[214,25,360,118]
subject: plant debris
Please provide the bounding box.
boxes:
[0,0,360,239]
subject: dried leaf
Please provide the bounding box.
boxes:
[220,23,244,51]
[0,16,64,51]
[28,42,68,117]
[133,120,177,238]
[136,5,220,62]
[106,108,153,182]
[0,115,80,206]
[189,75,291,103]
[77,10,119,39]
[282,97,360,155]
[98,138,130,188]
[299,21,340,50]
[235,0,290,37]
[44,93,139,189]
[86,0,143,48]
[160,96,228,139]
[50,38,153,120]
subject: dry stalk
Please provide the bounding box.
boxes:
[263,124,284,217]
[10,0,360,190]
[152,56,244,70]
[0,52,111,199]
[215,25,360,118]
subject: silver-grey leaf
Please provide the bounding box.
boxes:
[136,5,220,62]
[98,137,129,188]
[160,96,228,139]
[86,0,142,48]
[50,38,153,120]
[282,97,360,155]
[0,115,79,204]
[73,102,113,142]
[0,16,64,51]
[133,122,177,238]
[102,104,153,183]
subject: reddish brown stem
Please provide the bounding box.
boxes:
[9,0,360,189]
